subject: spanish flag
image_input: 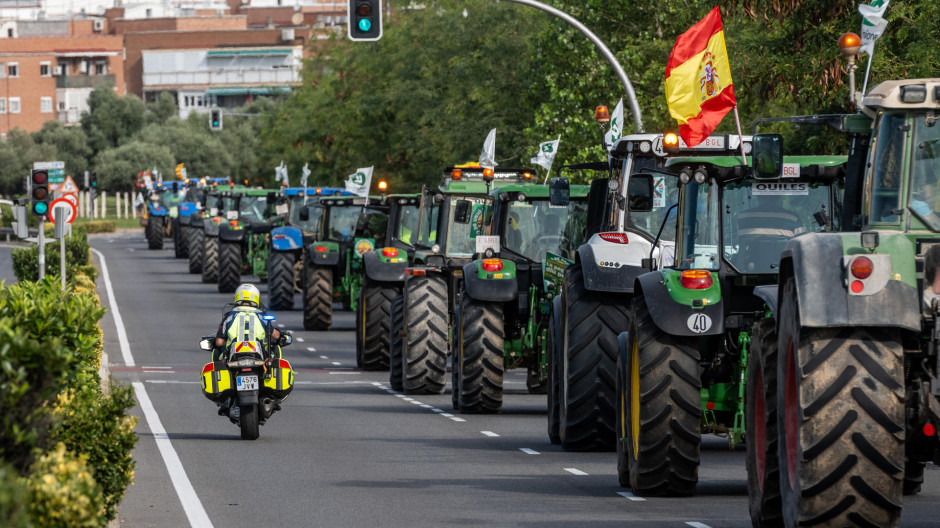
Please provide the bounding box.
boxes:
[664,6,735,147]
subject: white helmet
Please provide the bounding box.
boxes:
[234,283,261,307]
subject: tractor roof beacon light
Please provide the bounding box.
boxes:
[838,32,861,106]
[347,0,383,42]
[595,105,610,123]
[663,132,680,153]
[378,180,388,193]
[30,169,50,216]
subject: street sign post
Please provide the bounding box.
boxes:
[34,161,65,184]
[49,198,77,225]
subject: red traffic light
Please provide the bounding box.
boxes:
[357,2,372,15]
[32,171,48,185]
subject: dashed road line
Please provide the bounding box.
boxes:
[564,468,588,476]
[685,523,711,528]
[142,366,173,369]
[519,448,539,455]
[306,347,316,352]
[481,431,499,437]
[319,355,328,359]
[617,491,646,501]
[331,361,341,366]
[296,337,304,342]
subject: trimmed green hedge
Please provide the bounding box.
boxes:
[11,227,94,283]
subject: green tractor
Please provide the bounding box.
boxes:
[301,195,390,330]
[188,187,237,279]
[389,166,538,394]
[452,181,590,413]
[217,189,282,293]
[355,194,421,370]
[745,77,940,527]
[613,147,849,500]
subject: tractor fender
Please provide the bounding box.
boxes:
[219,225,246,242]
[204,221,220,237]
[752,285,778,319]
[363,251,406,283]
[189,215,204,228]
[308,245,339,266]
[576,243,647,294]
[271,226,304,251]
[148,203,168,217]
[461,262,517,303]
[179,202,197,218]
[635,271,725,337]
[779,234,919,331]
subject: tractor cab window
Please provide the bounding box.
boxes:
[398,204,420,245]
[159,187,187,207]
[868,112,907,223]
[909,115,940,231]
[629,172,679,242]
[676,180,719,270]
[289,196,321,233]
[416,196,440,248]
[356,208,388,242]
[446,197,488,258]
[239,196,268,222]
[722,179,829,273]
[327,204,363,241]
[502,199,587,262]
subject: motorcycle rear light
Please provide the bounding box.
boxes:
[314,245,328,252]
[851,280,864,293]
[382,247,399,258]
[679,270,713,289]
[482,259,503,272]
[924,423,936,437]
[850,256,873,279]
[598,232,629,244]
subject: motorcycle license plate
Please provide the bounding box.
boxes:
[236,375,258,391]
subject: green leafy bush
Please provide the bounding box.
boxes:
[26,443,106,528]
[81,221,116,234]
[11,228,92,283]
[50,380,137,521]
[0,463,29,528]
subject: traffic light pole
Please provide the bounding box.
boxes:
[38,218,45,280]
[497,0,644,133]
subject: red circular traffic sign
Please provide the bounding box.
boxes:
[49,197,77,224]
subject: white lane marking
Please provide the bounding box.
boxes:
[142,366,173,369]
[617,491,646,501]
[420,404,433,409]
[331,362,341,366]
[319,355,328,359]
[440,412,454,417]
[402,397,416,402]
[133,382,213,527]
[277,323,285,328]
[686,523,711,528]
[519,448,539,455]
[296,337,304,342]
[306,347,316,352]
[431,408,443,413]
[141,370,175,374]
[90,248,135,367]
[449,417,466,422]
[564,468,588,476]
[409,400,423,405]
[481,431,499,437]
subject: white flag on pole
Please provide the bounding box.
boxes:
[479,128,498,169]
[859,0,890,55]
[344,166,373,197]
[301,163,311,188]
[605,99,624,150]
[530,135,561,173]
[275,161,289,187]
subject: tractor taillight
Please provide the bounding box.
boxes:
[850,256,874,279]
[679,270,713,290]
[598,232,629,244]
[482,259,503,272]
[229,220,239,228]
[382,247,399,258]
[273,234,286,240]
[924,423,936,437]
[314,245,328,252]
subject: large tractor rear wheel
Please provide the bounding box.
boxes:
[746,318,782,526]
[188,227,204,274]
[357,280,397,371]
[559,263,626,452]
[547,295,563,444]
[173,219,188,258]
[458,296,504,414]
[147,216,164,250]
[218,241,241,293]
[622,295,701,496]
[302,260,333,331]
[402,274,448,395]
[267,251,296,311]
[201,236,219,283]
[777,277,904,528]
[388,294,405,391]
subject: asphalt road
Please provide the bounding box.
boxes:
[90,231,940,528]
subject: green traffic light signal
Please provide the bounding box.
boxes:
[33,201,49,215]
[348,0,382,41]
[358,18,371,31]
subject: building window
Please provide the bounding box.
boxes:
[8,63,18,78]
[40,62,51,77]
[58,101,66,111]
[9,98,21,114]
[0,63,6,79]
[41,97,52,113]
[95,62,106,75]
[0,98,6,114]
[145,8,152,17]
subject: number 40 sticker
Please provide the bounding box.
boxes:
[687,313,712,334]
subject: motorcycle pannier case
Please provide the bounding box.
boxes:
[201,361,233,402]
[264,359,294,399]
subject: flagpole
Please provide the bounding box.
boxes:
[861,52,874,95]
[732,105,748,166]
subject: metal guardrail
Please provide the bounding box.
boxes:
[0,227,40,241]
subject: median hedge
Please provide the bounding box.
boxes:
[1,233,137,526]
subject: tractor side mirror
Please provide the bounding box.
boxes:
[549,177,571,207]
[753,133,784,179]
[454,200,472,224]
[627,174,654,212]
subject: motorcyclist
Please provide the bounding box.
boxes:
[213,283,282,362]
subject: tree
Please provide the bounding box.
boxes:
[134,117,235,183]
[145,92,179,125]
[31,121,92,182]
[0,131,56,197]
[81,85,146,156]
[93,141,174,191]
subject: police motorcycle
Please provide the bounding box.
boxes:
[199,303,295,440]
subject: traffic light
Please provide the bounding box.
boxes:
[90,172,98,188]
[348,0,382,41]
[210,108,222,131]
[30,169,50,216]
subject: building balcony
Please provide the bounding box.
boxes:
[55,74,116,89]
